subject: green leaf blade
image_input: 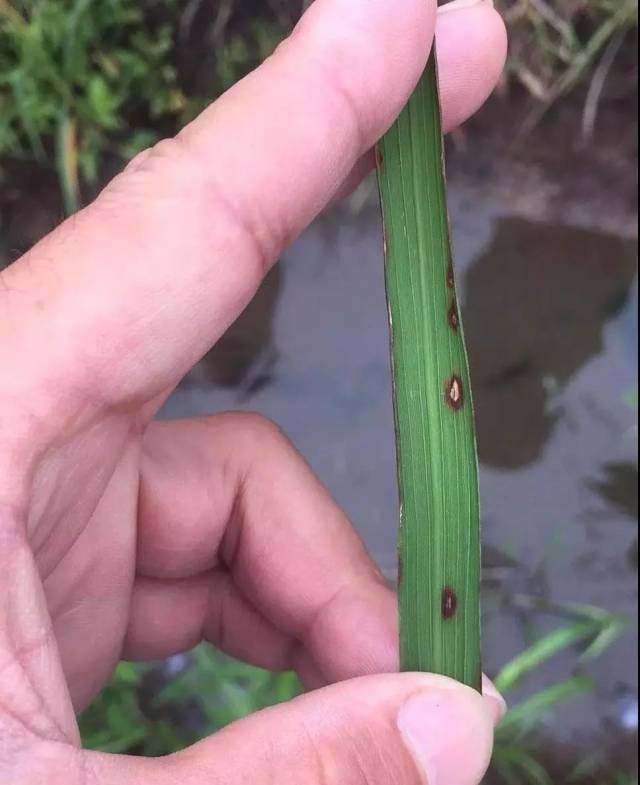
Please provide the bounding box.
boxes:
[378,53,481,689]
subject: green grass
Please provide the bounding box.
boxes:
[80,647,301,755]
[0,0,188,212]
[491,603,629,785]
[80,603,631,784]
[0,0,287,211]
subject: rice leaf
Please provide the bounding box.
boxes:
[377,50,481,688]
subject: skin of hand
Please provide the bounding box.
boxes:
[0,0,507,783]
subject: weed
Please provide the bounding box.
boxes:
[0,0,189,212]
[80,648,301,755]
[497,1,638,133]
[0,1,290,212]
[491,602,630,785]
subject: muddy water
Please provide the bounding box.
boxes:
[161,164,638,771]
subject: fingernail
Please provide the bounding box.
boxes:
[398,688,494,785]
[438,0,494,13]
[482,675,508,724]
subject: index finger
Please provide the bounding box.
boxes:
[1,0,506,436]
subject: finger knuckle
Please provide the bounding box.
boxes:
[302,33,372,154]
[112,135,281,282]
[226,411,290,449]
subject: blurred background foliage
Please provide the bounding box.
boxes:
[0,0,637,211]
[78,605,634,785]
[1,1,637,783]
[79,647,302,755]
[0,0,290,211]
[501,0,637,132]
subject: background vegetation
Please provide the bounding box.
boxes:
[79,605,633,785]
[1,0,637,211]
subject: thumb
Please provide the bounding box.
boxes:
[89,673,505,785]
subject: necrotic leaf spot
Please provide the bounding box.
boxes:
[446,375,464,410]
[448,301,459,330]
[442,587,458,620]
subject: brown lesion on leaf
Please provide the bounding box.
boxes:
[448,300,459,330]
[447,264,455,290]
[441,587,458,620]
[375,147,384,168]
[445,375,464,410]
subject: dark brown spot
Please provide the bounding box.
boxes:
[445,375,464,410]
[441,587,458,620]
[448,301,459,330]
[447,264,455,289]
[375,147,384,167]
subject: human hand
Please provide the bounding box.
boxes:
[0,0,507,782]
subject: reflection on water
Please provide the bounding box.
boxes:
[464,218,637,469]
[163,171,638,770]
[587,462,638,522]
